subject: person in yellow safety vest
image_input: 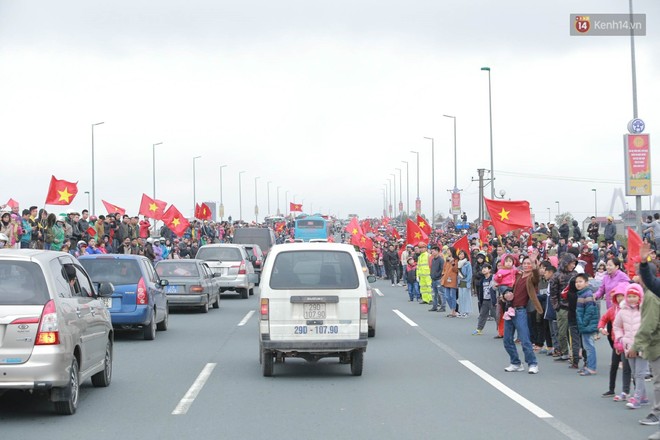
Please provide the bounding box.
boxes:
[417,241,433,304]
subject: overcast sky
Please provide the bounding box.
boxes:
[1,0,658,222]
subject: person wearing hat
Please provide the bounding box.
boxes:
[400,244,414,287]
[604,216,616,245]
[0,210,16,248]
[50,214,67,251]
[417,241,433,304]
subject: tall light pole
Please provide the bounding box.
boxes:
[555,200,560,217]
[401,160,409,216]
[192,156,202,215]
[383,183,388,218]
[381,188,386,217]
[390,173,396,220]
[395,167,402,219]
[84,191,91,213]
[91,121,104,216]
[443,115,458,222]
[592,188,598,217]
[238,171,246,221]
[152,142,163,200]
[423,137,435,224]
[387,178,393,218]
[410,150,420,215]
[628,0,642,231]
[481,67,494,199]
[254,176,260,223]
[219,164,227,221]
[267,181,272,215]
[285,190,289,217]
[276,186,281,216]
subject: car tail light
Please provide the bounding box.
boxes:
[35,300,60,345]
[238,261,247,275]
[360,297,368,319]
[260,298,269,320]
[137,277,148,305]
[191,286,204,293]
[10,317,40,325]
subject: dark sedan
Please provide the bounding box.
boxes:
[155,259,220,313]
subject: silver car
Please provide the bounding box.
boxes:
[0,250,114,415]
[196,244,259,299]
[155,259,221,313]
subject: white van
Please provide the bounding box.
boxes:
[258,243,375,377]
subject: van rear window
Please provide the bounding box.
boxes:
[79,259,142,285]
[0,261,49,305]
[196,247,242,262]
[269,251,359,290]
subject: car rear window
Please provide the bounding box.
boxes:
[0,261,49,305]
[79,259,142,285]
[155,262,200,277]
[269,251,359,290]
[196,247,242,262]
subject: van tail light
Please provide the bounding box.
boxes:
[190,286,204,293]
[260,298,269,320]
[360,297,368,319]
[35,300,60,345]
[137,278,148,305]
[238,261,247,275]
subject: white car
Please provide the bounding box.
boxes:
[258,243,375,377]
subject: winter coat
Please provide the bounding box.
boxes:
[405,263,417,284]
[604,223,616,242]
[613,284,644,352]
[594,269,630,309]
[640,261,660,298]
[632,288,660,361]
[458,259,472,287]
[572,220,582,241]
[417,251,430,277]
[576,288,599,334]
[493,267,517,287]
[558,223,570,241]
[587,222,600,241]
[430,255,444,281]
[549,253,577,311]
[384,249,399,271]
[440,259,458,288]
[598,283,628,343]
[50,223,66,251]
[139,220,151,239]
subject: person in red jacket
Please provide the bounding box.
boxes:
[597,282,631,400]
[139,217,151,238]
[579,246,595,277]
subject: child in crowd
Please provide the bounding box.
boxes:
[500,287,516,321]
[473,263,496,335]
[493,255,518,295]
[565,277,583,369]
[591,261,607,291]
[405,257,420,302]
[575,273,599,376]
[598,283,631,400]
[613,283,648,409]
[541,263,559,356]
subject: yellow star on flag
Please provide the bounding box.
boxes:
[352,228,358,234]
[149,202,158,212]
[172,217,180,227]
[360,236,366,242]
[498,208,510,221]
[414,232,421,239]
[419,221,426,228]
[58,187,73,203]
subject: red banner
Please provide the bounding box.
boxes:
[451,192,461,215]
[624,134,651,196]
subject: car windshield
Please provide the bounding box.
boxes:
[196,247,242,262]
[270,250,359,290]
[156,262,200,277]
[79,259,142,285]
[0,261,49,305]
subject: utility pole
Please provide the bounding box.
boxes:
[472,168,486,224]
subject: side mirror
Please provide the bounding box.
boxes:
[160,279,169,287]
[367,275,377,284]
[98,282,115,297]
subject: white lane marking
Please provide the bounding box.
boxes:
[392,309,418,327]
[375,288,384,297]
[238,310,255,326]
[172,363,217,415]
[459,360,553,419]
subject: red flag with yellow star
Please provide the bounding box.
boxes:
[289,202,303,212]
[138,194,167,220]
[102,200,126,216]
[345,217,363,236]
[416,215,432,235]
[161,205,190,236]
[45,176,78,205]
[406,218,428,247]
[350,232,374,251]
[484,198,532,236]
[195,203,212,220]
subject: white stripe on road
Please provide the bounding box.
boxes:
[375,288,384,297]
[392,309,418,327]
[459,360,553,419]
[172,363,217,415]
[238,310,255,326]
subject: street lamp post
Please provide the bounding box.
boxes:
[91,121,104,216]
[219,164,227,221]
[395,167,402,219]
[443,115,458,223]
[390,173,396,219]
[238,171,246,221]
[152,142,163,200]
[423,137,434,225]
[555,201,560,217]
[254,176,260,223]
[481,67,494,199]
[592,189,597,217]
[401,160,409,216]
[387,178,393,217]
[285,191,289,217]
[193,156,202,216]
[267,181,272,215]
[84,191,90,213]
[410,150,420,215]
[276,186,281,216]
[381,188,386,217]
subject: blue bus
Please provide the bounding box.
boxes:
[294,215,331,241]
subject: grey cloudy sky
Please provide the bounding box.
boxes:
[1,0,658,222]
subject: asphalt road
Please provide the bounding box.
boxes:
[1,281,657,440]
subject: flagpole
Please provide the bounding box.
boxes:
[91,122,104,216]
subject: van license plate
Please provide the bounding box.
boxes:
[303,303,326,319]
[102,298,112,308]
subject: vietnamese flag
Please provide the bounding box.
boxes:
[482,219,492,230]
[417,215,432,235]
[195,203,212,220]
[351,233,374,251]
[86,226,97,237]
[345,217,363,236]
[365,249,378,264]
[453,235,470,260]
[626,227,643,278]
[5,198,19,209]
[406,218,428,247]
[102,200,126,216]
[138,194,167,220]
[360,220,373,234]
[162,205,190,236]
[45,176,78,205]
[484,198,533,236]
[478,227,489,245]
[275,221,286,233]
[289,202,303,212]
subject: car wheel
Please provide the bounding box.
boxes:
[239,288,249,299]
[92,339,113,387]
[249,288,254,296]
[212,293,220,309]
[350,350,364,376]
[54,357,80,415]
[200,299,209,313]
[143,314,157,340]
[157,305,169,331]
[368,326,376,338]
[262,350,274,377]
